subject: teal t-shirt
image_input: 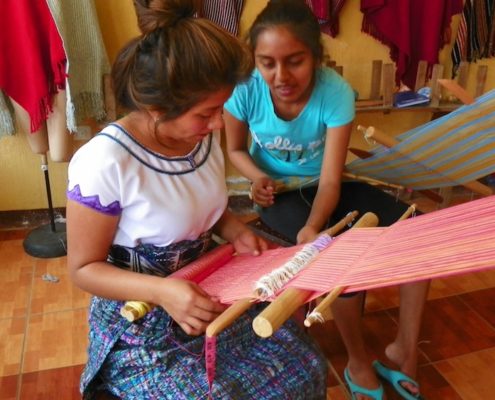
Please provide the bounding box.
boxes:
[224,67,355,188]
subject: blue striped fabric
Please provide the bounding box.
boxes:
[346,89,495,190]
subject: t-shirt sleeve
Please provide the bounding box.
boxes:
[224,80,250,122]
[66,137,123,216]
[322,76,356,128]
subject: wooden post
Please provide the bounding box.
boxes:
[414,60,428,91]
[429,64,444,107]
[370,60,383,100]
[382,63,395,108]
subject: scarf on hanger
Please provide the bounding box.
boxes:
[305,0,347,37]
[0,0,67,133]
[451,0,495,76]
[45,0,111,132]
[361,0,463,89]
[200,0,244,36]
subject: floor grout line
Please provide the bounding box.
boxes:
[15,260,36,400]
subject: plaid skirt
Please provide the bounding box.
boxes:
[81,233,328,399]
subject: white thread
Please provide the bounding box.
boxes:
[254,234,333,300]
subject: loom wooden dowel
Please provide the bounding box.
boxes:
[342,171,404,190]
[253,287,312,338]
[437,79,475,105]
[358,125,398,148]
[398,204,416,221]
[352,212,379,229]
[320,210,358,237]
[304,286,345,327]
[206,298,254,338]
[462,181,493,196]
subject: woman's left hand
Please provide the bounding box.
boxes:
[296,225,319,244]
[232,228,268,256]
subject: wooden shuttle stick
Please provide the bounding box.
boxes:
[205,211,360,338]
[252,212,379,338]
[357,125,493,197]
[397,203,416,221]
[303,286,345,327]
[206,298,254,337]
[342,171,404,190]
[304,205,415,327]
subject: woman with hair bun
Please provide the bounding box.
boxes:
[66,0,328,398]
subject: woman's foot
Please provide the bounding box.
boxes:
[383,342,420,396]
[346,361,384,400]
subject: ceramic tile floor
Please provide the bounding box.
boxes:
[1,189,495,399]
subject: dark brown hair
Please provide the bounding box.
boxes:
[112,0,253,119]
[249,0,323,61]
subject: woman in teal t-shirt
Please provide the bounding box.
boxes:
[224,1,429,399]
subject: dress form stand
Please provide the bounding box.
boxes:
[23,153,67,258]
[11,92,73,258]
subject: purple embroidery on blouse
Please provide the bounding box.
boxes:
[67,184,122,216]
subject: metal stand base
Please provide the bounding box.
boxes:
[23,223,67,258]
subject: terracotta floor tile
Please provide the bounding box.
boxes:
[0,318,25,377]
[364,285,401,311]
[459,288,495,327]
[0,240,34,319]
[326,385,349,399]
[434,347,495,400]
[413,364,462,400]
[0,374,17,400]
[23,310,88,373]
[407,296,495,362]
[31,256,90,314]
[19,365,84,400]
[0,267,32,319]
[428,270,495,300]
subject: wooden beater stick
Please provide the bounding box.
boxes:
[303,204,416,328]
[206,211,360,338]
[252,212,379,338]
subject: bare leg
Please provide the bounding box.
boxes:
[332,292,381,399]
[385,280,430,394]
[46,90,72,162]
[11,91,72,162]
[11,98,50,155]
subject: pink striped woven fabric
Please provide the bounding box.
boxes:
[171,195,495,303]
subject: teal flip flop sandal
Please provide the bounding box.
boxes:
[344,368,384,400]
[372,360,424,400]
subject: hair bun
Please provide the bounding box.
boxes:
[134,0,197,34]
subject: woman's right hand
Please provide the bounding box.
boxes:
[250,176,276,207]
[157,278,226,336]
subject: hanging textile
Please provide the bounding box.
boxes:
[200,0,244,36]
[451,0,495,76]
[0,0,67,133]
[361,0,463,89]
[305,0,347,37]
[0,91,15,137]
[46,0,111,132]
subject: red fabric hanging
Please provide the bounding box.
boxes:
[0,0,67,133]
[361,0,463,89]
[306,0,347,37]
